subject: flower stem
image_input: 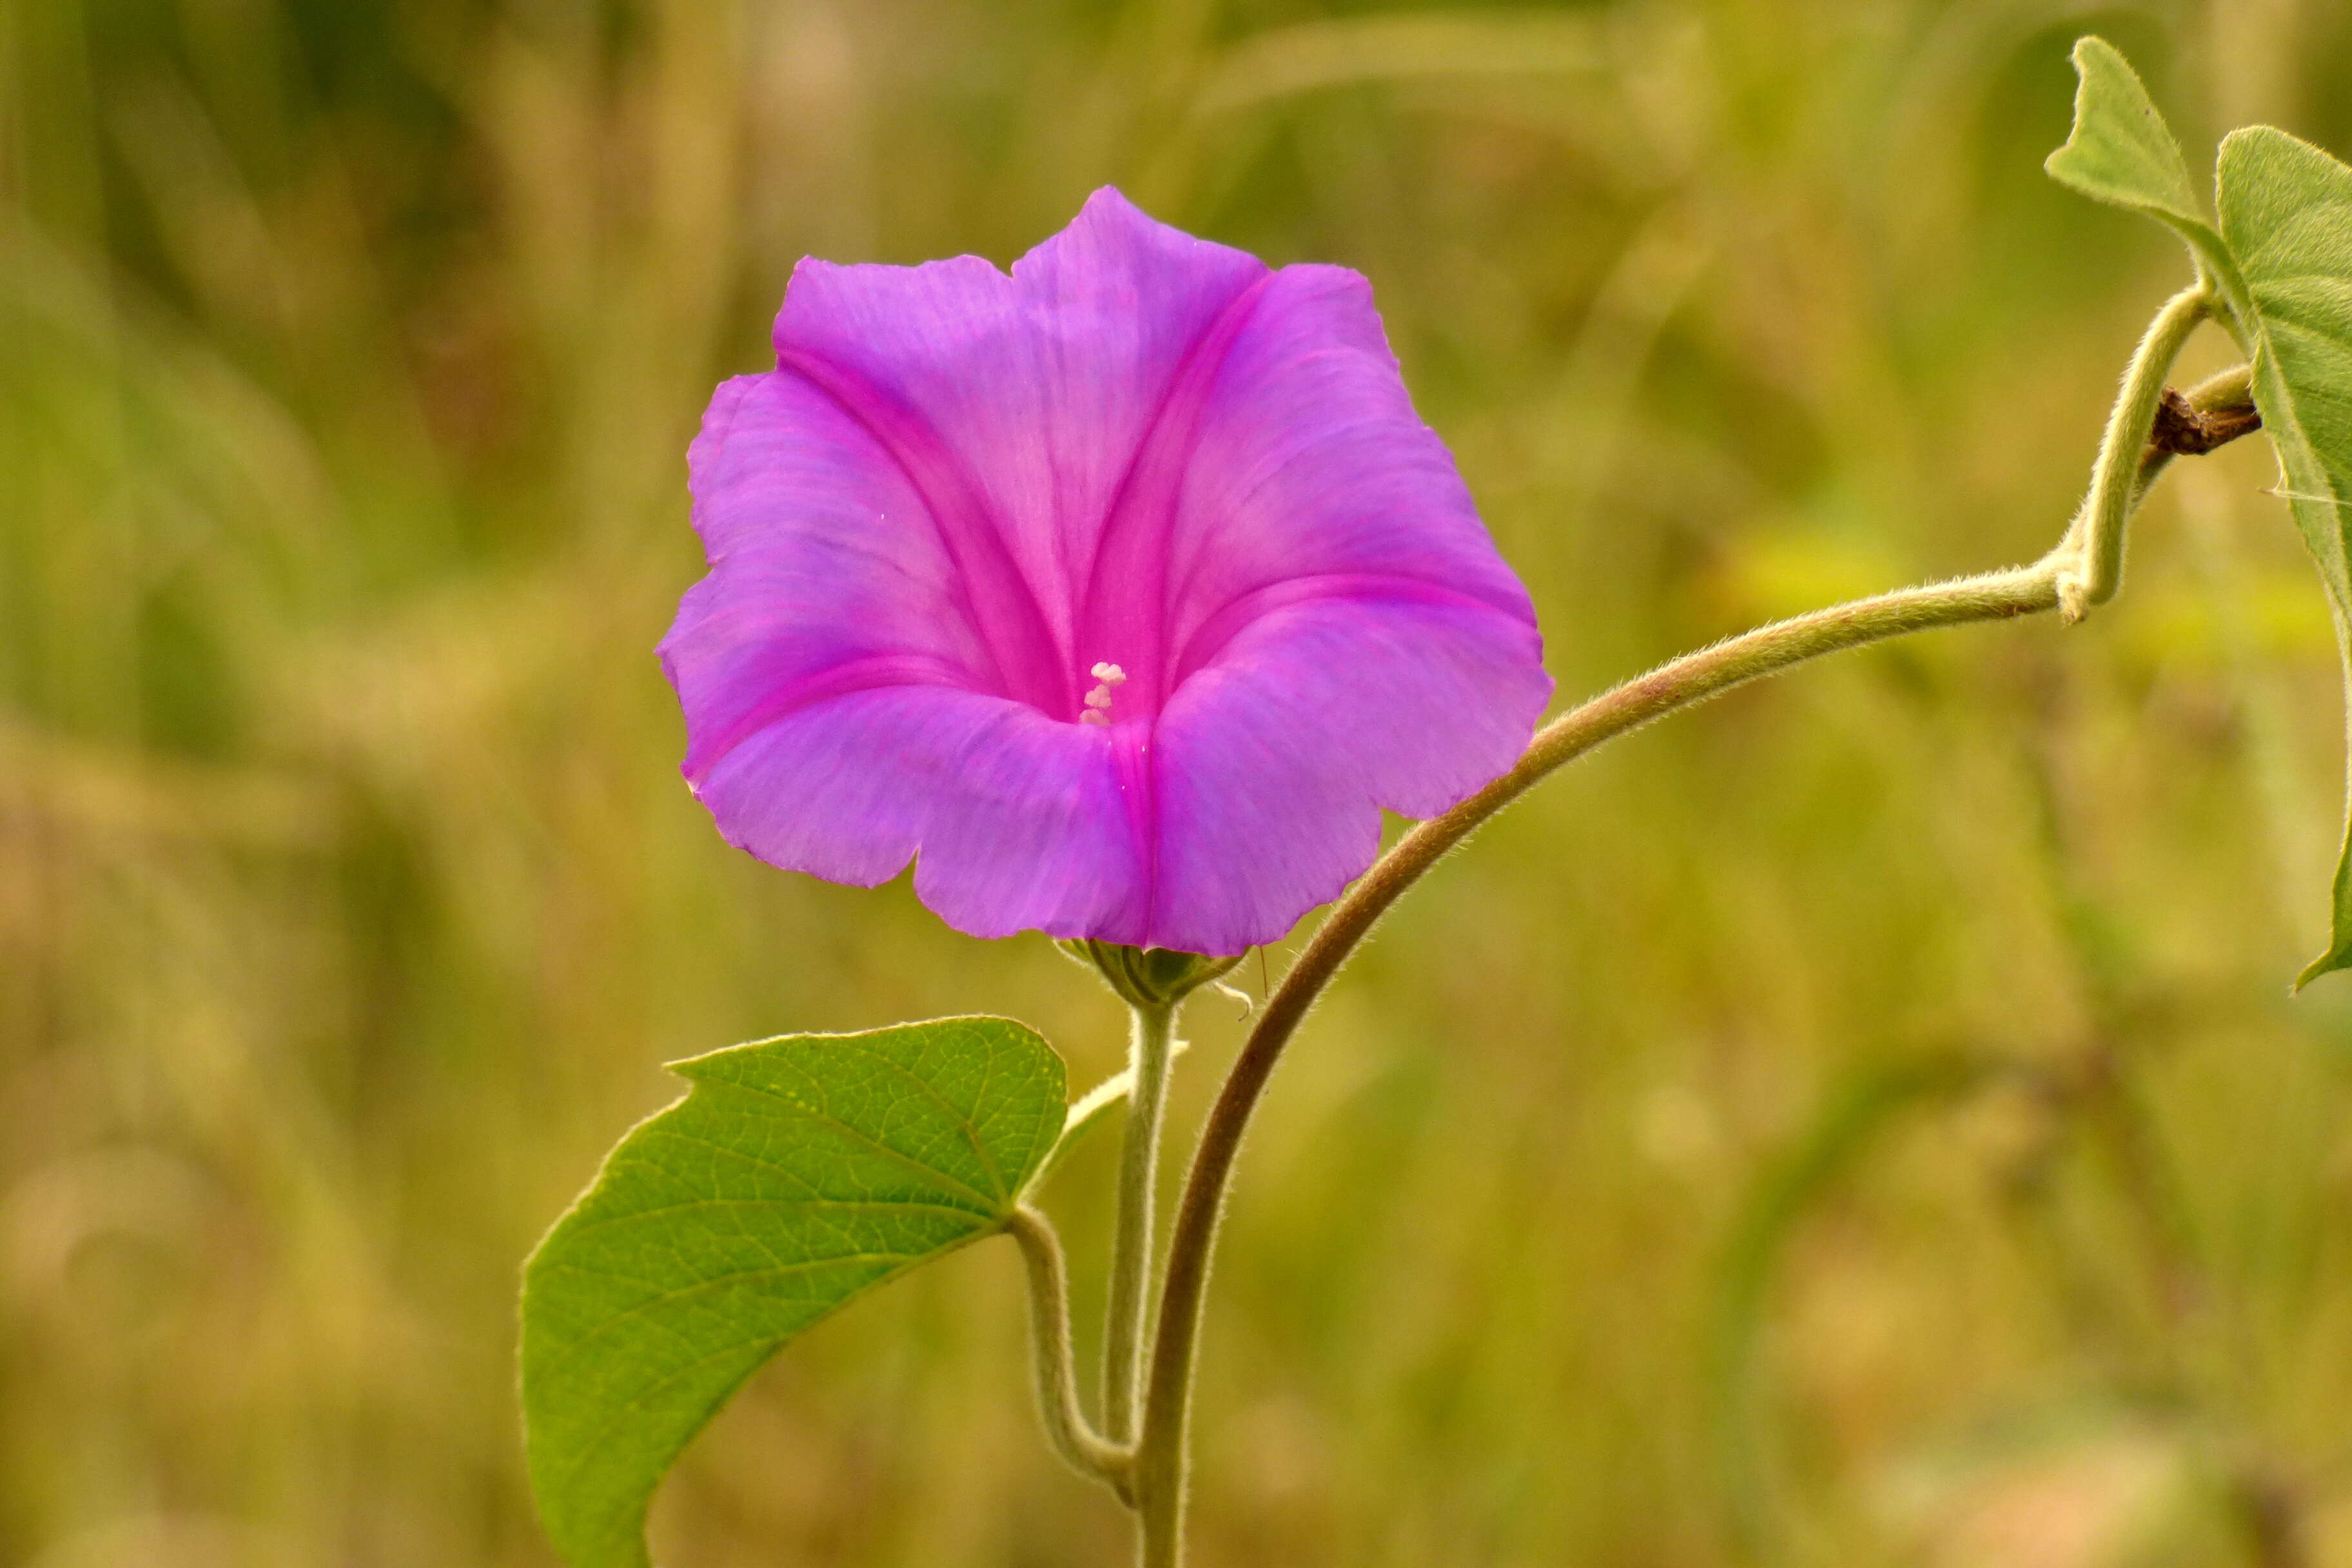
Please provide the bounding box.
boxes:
[1126,320,2242,1565]
[1106,997,1178,1447]
[1008,1204,1131,1491]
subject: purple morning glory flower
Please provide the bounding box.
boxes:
[659,189,1551,956]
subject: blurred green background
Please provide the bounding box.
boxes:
[12,1,2352,1563]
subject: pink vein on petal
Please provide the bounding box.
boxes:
[777,348,1075,716]
[681,651,972,785]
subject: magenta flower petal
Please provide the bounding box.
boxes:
[660,189,1551,954]
[692,688,1142,940]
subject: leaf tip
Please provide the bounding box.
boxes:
[2068,33,2122,70]
[2043,34,2203,223]
[2294,946,2351,993]
[2044,37,2108,173]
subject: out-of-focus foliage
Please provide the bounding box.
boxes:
[9,2,2352,1565]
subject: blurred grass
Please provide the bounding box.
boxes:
[10,0,2352,1563]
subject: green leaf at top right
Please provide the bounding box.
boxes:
[2216,128,2352,986]
[2044,36,2245,311]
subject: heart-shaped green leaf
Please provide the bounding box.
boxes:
[2218,128,2352,985]
[521,1017,1068,1567]
[2046,37,2247,315]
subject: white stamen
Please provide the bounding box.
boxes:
[1079,661,1130,727]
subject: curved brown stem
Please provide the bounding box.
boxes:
[1123,340,2259,1562]
[1132,551,2067,1554]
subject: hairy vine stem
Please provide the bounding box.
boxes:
[1122,293,2254,1563]
[1105,999,1179,1447]
[1007,1204,1132,1491]
[2059,283,2214,618]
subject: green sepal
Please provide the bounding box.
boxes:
[1057,939,1248,1007]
